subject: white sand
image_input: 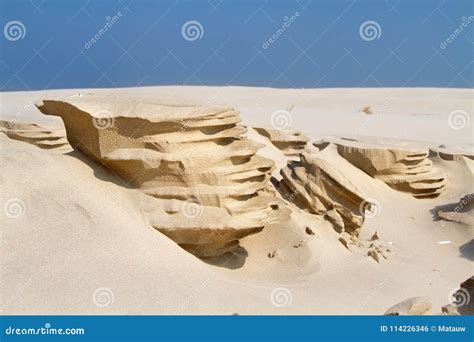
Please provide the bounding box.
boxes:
[1,87,472,314]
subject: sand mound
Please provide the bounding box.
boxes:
[36,95,289,257]
[436,194,474,226]
[253,127,309,158]
[384,296,432,315]
[0,120,70,153]
[430,144,474,161]
[314,135,447,198]
[1,87,472,315]
[387,276,474,316]
[277,146,371,235]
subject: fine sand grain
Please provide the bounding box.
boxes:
[1,87,472,314]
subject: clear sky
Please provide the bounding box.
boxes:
[0,0,472,91]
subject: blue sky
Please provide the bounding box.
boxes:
[0,0,472,91]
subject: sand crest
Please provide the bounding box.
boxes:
[278,146,370,235]
[254,127,310,158]
[0,120,70,153]
[36,95,290,257]
[314,135,447,198]
[1,87,472,315]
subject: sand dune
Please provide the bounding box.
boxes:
[1,87,472,315]
[254,127,310,158]
[436,194,474,226]
[278,146,370,235]
[314,135,448,198]
[431,145,474,161]
[36,95,290,257]
[0,120,70,153]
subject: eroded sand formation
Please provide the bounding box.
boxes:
[314,136,447,198]
[1,87,472,315]
[0,120,70,153]
[436,194,474,226]
[430,144,474,161]
[253,127,309,158]
[36,95,288,257]
[277,144,371,236]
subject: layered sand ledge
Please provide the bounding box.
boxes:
[1,87,472,314]
[36,95,289,257]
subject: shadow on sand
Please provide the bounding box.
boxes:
[201,247,249,270]
[64,148,248,270]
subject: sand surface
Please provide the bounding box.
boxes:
[1,86,472,314]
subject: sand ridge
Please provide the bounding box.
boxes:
[36,95,290,257]
[1,87,472,314]
[314,135,448,198]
